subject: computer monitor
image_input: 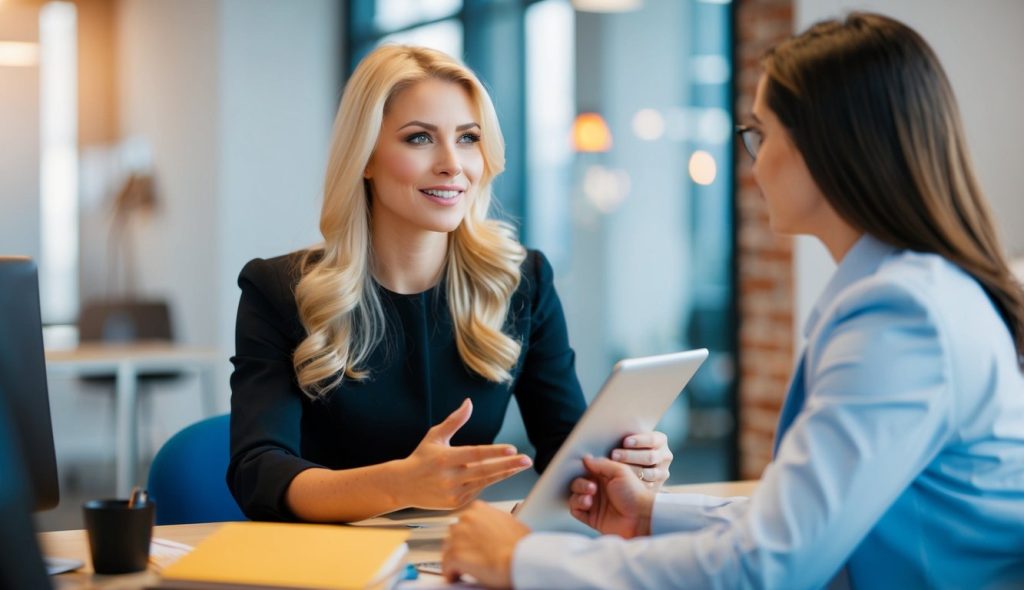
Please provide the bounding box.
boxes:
[0,381,53,590]
[0,257,60,511]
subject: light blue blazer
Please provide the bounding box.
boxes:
[513,234,1024,589]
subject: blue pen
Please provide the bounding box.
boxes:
[403,563,419,581]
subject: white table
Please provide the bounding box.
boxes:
[45,343,222,497]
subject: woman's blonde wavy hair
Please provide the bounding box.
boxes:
[292,45,526,399]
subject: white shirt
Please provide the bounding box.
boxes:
[512,235,1024,589]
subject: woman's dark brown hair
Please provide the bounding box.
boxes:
[762,12,1024,368]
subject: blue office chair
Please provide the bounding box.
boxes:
[147,414,246,525]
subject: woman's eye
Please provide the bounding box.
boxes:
[458,132,481,144]
[405,132,431,145]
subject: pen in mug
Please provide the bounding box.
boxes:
[129,486,149,508]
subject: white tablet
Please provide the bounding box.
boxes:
[515,348,709,536]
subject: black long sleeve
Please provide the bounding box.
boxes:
[226,250,586,521]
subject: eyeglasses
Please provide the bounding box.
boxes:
[736,125,763,160]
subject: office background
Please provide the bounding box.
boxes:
[0,0,1021,531]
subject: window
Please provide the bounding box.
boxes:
[39,1,78,325]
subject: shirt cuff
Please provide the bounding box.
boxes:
[651,492,746,535]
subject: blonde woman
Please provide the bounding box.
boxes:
[227,45,673,523]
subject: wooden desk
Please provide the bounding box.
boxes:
[40,480,758,589]
[46,343,222,497]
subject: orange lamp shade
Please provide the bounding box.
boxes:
[572,112,613,152]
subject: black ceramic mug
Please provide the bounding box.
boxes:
[82,498,154,574]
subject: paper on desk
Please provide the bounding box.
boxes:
[351,511,456,543]
[148,537,193,572]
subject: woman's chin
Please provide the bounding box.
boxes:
[416,214,467,235]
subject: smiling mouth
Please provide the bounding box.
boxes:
[419,188,463,200]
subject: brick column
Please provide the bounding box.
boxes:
[735,0,794,479]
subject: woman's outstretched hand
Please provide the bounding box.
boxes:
[399,399,533,510]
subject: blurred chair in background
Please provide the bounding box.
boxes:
[78,299,175,346]
[47,298,219,498]
[147,414,246,525]
[76,299,182,458]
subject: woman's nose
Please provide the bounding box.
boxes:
[433,144,463,177]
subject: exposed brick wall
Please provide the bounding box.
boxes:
[735,0,795,479]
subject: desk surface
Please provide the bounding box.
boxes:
[41,480,758,589]
[45,342,221,369]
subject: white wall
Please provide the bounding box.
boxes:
[793,0,1024,342]
[53,1,340,463]
[217,0,337,380]
[112,0,338,413]
[117,0,221,348]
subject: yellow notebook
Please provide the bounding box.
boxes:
[159,522,409,590]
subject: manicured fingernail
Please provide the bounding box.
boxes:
[611,451,623,460]
[504,446,517,455]
[519,456,532,466]
[625,438,636,447]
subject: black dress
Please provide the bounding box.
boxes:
[227,249,587,520]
